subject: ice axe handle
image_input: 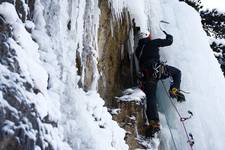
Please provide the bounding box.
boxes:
[163,30,168,35]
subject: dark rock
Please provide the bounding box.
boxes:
[0,33,6,42]
[0,0,15,4]
[0,41,9,57]
[33,88,41,94]
[2,87,23,111]
[0,16,12,37]
[42,114,58,128]
[15,0,27,22]
[0,16,21,73]
[0,39,22,73]
[0,120,20,150]
[47,74,51,89]
[67,20,71,30]
[23,82,32,92]
[27,0,35,20]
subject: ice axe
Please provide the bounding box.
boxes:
[159,20,170,35]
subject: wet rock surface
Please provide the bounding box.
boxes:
[98,0,133,106]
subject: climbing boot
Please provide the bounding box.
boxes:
[169,87,185,102]
[145,120,160,137]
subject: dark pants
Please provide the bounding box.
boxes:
[142,65,181,122]
[161,65,181,90]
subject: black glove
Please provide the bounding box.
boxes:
[162,30,173,44]
[166,34,173,44]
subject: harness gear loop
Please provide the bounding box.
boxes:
[152,61,167,79]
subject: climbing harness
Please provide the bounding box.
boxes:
[152,61,167,79]
[161,80,195,150]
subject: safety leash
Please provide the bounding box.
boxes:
[161,81,194,150]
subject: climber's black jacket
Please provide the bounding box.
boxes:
[135,34,173,66]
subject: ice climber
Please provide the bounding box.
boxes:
[135,29,185,137]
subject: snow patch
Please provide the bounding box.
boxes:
[116,88,145,103]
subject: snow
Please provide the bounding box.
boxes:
[201,0,225,10]
[0,3,18,24]
[25,20,35,30]
[127,0,148,30]
[109,108,121,115]
[61,90,128,150]
[116,88,145,103]
[1,120,15,137]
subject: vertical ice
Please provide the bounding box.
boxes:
[32,0,128,149]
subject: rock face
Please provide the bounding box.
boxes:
[98,0,133,106]
[111,88,148,150]
[97,3,147,149]
[113,101,146,150]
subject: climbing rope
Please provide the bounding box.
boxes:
[163,108,179,150]
[161,80,194,150]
